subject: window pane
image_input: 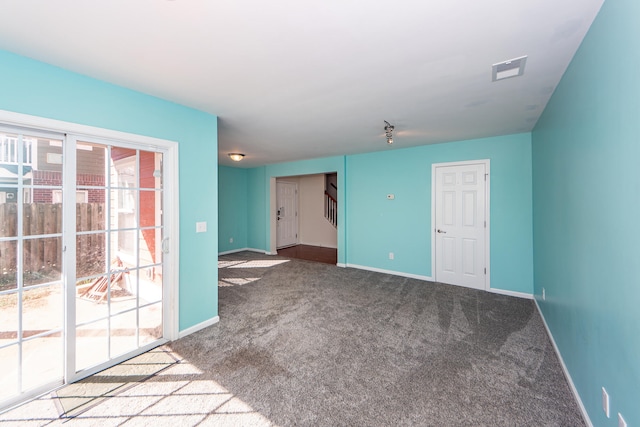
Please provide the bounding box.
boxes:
[23,237,62,287]
[23,333,63,391]
[76,232,107,279]
[0,292,19,345]
[0,190,18,237]
[0,345,18,400]
[0,240,17,291]
[139,151,162,190]
[110,310,137,358]
[140,302,162,346]
[23,284,63,336]
[23,202,62,237]
[76,201,106,232]
[77,142,106,181]
[76,320,108,372]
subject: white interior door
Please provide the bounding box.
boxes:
[434,161,488,290]
[276,181,298,249]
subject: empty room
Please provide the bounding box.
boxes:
[0,0,637,426]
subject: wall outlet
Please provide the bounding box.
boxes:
[196,221,207,233]
[618,413,627,427]
[542,288,545,301]
[229,237,233,243]
[389,252,394,260]
[602,387,610,418]
[386,194,395,200]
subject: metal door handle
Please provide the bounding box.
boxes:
[437,229,447,234]
[162,237,170,253]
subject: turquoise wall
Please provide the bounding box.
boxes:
[0,50,219,331]
[532,0,639,424]
[347,133,533,293]
[235,134,532,295]
[218,165,248,252]
[247,166,267,250]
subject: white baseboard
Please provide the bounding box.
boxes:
[218,247,268,256]
[177,316,219,339]
[336,263,346,268]
[534,299,592,427]
[488,287,533,299]
[346,263,433,282]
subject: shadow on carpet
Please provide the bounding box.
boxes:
[52,347,178,418]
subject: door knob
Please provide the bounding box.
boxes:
[437,229,447,234]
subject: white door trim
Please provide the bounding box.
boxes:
[431,159,490,290]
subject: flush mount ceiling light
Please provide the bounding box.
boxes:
[492,55,527,82]
[228,153,245,162]
[384,120,395,144]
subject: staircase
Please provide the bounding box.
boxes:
[324,191,337,228]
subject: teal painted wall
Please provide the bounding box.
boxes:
[218,166,248,252]
[347,133,533,293]
[532,0,639,424]
[236,135,532,294]
[247,166,267,250]
[0,50,218,331]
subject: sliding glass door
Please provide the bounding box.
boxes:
[0,124,172,410]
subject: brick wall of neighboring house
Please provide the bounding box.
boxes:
[32,170,105,203]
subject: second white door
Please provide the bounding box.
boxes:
[276,181,298,248]
[434,161,488,290]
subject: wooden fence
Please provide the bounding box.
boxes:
[0,203,105,279]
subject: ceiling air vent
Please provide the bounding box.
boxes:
[492,56,527,82]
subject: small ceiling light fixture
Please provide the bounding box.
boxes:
[492,55,527,82]
[228,153,245,162]
[384,120,395,144]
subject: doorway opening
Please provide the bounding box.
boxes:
[273,173,338,264]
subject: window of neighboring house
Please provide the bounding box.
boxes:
[52,189,88,204]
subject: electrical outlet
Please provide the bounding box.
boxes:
[196,221,207,233]
[389,252,394,260]
[602,387,610,418]
[542,288,545,301]
[229,237,233,243]
[618,413,627,427]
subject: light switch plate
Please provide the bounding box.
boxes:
[196,221,207,233]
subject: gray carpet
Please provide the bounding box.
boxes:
[52,348,178,418]
[172,251,585,426]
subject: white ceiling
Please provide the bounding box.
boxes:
[0,0,604,167]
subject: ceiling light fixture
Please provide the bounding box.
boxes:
[228,153,245,162]
[384,120,395,144]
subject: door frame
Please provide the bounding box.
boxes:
[0,109,180,401]
[431,159,490,290]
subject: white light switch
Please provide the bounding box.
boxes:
[387,194,395,200]
[196,221,207,233]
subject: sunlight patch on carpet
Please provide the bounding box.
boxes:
[52,348,178,418]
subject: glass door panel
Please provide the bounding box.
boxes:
[75,142,164,375]
[0,130,65,407]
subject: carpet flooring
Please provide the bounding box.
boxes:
[0,251,585,426]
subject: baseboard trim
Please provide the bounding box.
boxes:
[336,263,346,268]
[218,247,268,256]
[177,316,219,339]
[488,288,533,299]
[346,263,433,282]
[534,299,592,427]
